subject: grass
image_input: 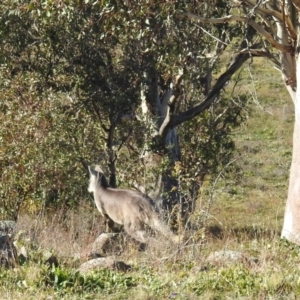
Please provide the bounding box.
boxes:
[1,59,298,299]
[208,57,293,233]
[2,234,300,299]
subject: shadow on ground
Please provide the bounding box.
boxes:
[207,225,280,240]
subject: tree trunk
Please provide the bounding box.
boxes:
[139,79,181,208]
[280,0,299,242]
[281,62,300,242]
[136,55,186,229]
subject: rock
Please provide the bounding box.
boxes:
[91,233,123,255]
[206,250,258,267]
[168,292,179,299]
[87,252,103,260]
[0,235,18,268]
[0,221,19,268]
[78,256,131,274]
[44,255,59,268]
[207,250,244,263]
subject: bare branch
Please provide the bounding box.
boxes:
[159,47,273,137]
[233,0,297,39]
[186,13,294,53]
[159,74,184,136]
[91,100,109,132]
[292,0,300,10]
[240,48,281,67]
[194,24,229,46]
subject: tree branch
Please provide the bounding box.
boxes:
[242,48,281,67]
[159,47,272,137]
[159,74,184,136]
[186,13,294,53]
[233,0,297,39]
[292,0,300,10]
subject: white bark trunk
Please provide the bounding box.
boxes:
[139,75,181,210]
[276,0,298,243]
[281,57,300,243]
[281,119,300,242]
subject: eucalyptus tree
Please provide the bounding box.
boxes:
[179,0,300,244]
[0,1,248,224]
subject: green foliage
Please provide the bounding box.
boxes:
[178,93,249,186]
[0,0,250,218]
[187,266,258,297]
[138,267,169,293]
[0,91,97,218]
[41,265,136,294]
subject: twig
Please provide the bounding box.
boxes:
[232,0,296,39]
[202,155,243,227]
[246,65,269,114]
[159,242,206,262]
[194,23,229,46]
[186,13,294,53]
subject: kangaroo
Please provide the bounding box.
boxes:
[88,166,180,244]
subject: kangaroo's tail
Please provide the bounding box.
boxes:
[148,214,182,244]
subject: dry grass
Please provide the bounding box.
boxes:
[2,206,300,299]
[207,57,293,234]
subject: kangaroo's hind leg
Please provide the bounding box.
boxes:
[103,213,123,233]
[124,223,149,244]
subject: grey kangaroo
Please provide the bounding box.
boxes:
[88,166,180,244]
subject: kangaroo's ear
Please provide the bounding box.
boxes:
[88,166,97,176]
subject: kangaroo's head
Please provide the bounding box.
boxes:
[88,165,109,193]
